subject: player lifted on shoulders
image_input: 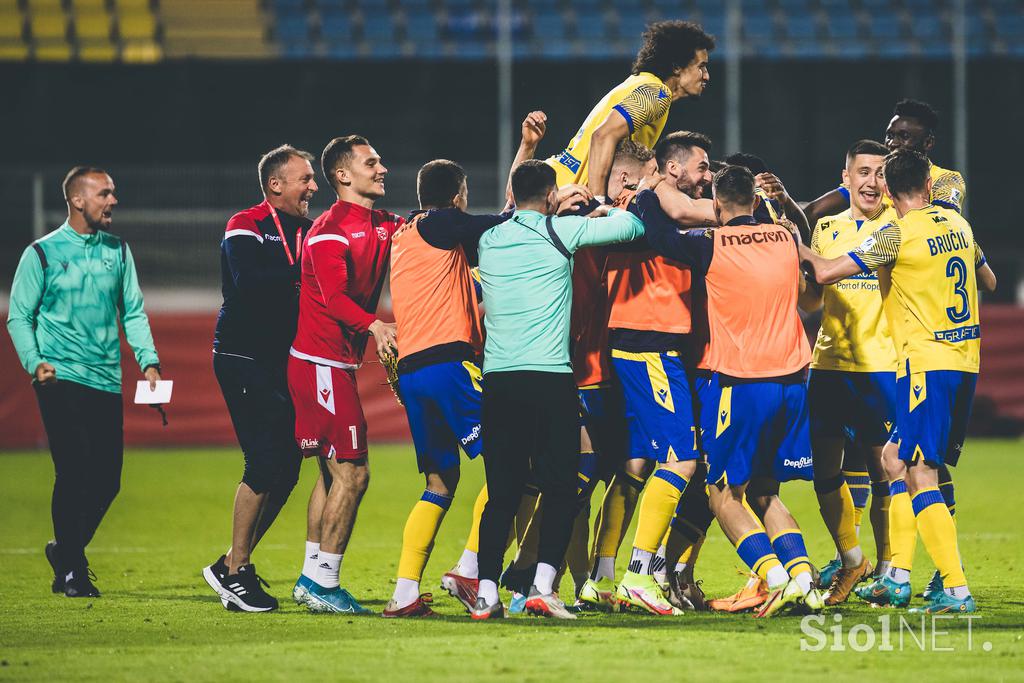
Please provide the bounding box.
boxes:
[288,136,402,615]
[801,149,995,614]
[383,112,552,617]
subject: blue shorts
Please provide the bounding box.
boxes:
[895,367,976,467]
[807,369,897,446]
[579,383,629,482]
[398,360,483,473]
[692,372,717,457]
[611,350,699,463]
[704,378,813,486]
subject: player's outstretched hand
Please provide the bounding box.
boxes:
[555,183,593,214]
[755,172,789,203]
[522,110,547,147]
[369,319,398,362]
[34,361,57,385]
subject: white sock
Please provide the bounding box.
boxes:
[593,556,616,582]
[628,547,654,575]
[794,571,813,595]
[317,551,342,588]
[887,566,911,584]
[876,560,891,576]
[945,584,970,600]
[457,549,478,579]
[302,541,320,579]
[766,565,790,590]
[675,561,687,575]
[651,545,668,577]
[840,546,864,568]
[392,578,420,607]
[478,579,499,606]
[533,562,557,595]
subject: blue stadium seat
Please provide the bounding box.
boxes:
[701,14,725,37]
[742,0,771,11]
[359,0,390,9]
[783,15,817,39]
[787,40,821,57]
[867,17,902,40]
[540,40,573,58]
[400,0,431,8]
[325,42,357,58]
[612,13,647,40]
[362,13,395,41]
[573,0,606,11]
[910,15,945,40]
[405,9,438,43]
[320,10,354,40]
[456,39,490,58]
[742,11,774,41]
[824,14,858,39]
[816,0,853,10]
[876,40,912,58]
[965,13,988,39]
[272,0,306,12]
[313,0,346,11]
[532,9,566,41]
[859,0,892,10]
[917,41,951,58]
[366,40,400,57]
[694,0,723,14]
[993,14,1023,38]
[277,14,309,41]
[281,42,313,58]
[743,37,781,58]
[575,14,606,40]
[833,40,868,59]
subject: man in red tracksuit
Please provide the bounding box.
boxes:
[287,135,402,614]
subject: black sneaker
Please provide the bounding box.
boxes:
[201,555,241,610]
[45,541,64,594]
[219,564,278,612]
[65,568,100,598]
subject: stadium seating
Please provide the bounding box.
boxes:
[1,0,1019,62]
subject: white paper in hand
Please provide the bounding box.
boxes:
[134,380,173,404]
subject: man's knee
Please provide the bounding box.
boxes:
[328,458,370,495]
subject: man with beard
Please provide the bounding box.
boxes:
[202,145,319,612]
[8,166,162,599]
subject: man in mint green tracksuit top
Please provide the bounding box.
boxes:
[7,166,162,599]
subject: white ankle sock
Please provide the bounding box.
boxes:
[317,551,342,588]
[875,560,891,576]
[794,571,813,595]
[392,578,420,607]
[766,565,790,590]
[628,547,653,575]
[945,584,970,600]
[674,561,687,575]
[478,579,499,606]
[887,566,911,584]
[457,549,478,579]
[840,546,864,568]
[593,556,616,581]
[533,562,557,595]
[302,541,320,579]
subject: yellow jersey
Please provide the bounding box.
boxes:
[547,72,672,187]
[850,204,985,376]
[810,203,898,372]
[929,162,966,213]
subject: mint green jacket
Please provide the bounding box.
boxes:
[7,222,159,394]
[478,208,645,375]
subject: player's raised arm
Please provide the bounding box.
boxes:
[755,171,811,241]
[504,110,550,210]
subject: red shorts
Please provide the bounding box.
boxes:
[287,355,368,460]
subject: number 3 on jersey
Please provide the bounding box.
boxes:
[945,256,971,324]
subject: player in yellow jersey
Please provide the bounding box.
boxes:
[800,149,997,614]
[550,20,714,208]
[800,140,896,605]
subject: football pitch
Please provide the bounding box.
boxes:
[1,441,1022,682]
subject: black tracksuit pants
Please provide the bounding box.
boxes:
[477,370,580,586]
[34,380,124,574]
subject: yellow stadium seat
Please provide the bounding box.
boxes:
[30,12,67,40]
[34,39,72,59]
[0,40,29,59]
[0,11,24,39]
[115,0,151,11]
[78,39,116,60]
[118,10,155,39]
[75,11,111,39]
[121,38,160,61]
[70,0,108,12]
[0,0,22,13]
[27,0,64,13]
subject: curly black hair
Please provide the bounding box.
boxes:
[632,21,716,82]
[893,99,939,133]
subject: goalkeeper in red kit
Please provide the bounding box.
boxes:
[287,135,402,614]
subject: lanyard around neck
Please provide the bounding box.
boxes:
[267,203,303,265]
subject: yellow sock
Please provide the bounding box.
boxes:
[816,477,859,553]
[631,469,688,554]
[463,485,488,554]
[913,487,967,587]
[397,492,451,581]
[594,471,644,558]
[888,479,916,571]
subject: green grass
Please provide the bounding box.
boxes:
[1,440,1022,682]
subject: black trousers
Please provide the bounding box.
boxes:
[478,371,580,585]
[34,380,124,574]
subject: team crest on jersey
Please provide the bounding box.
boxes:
[950,188,962,205]
[832,230,839,241]
[102,257,114,271]
[375,225,389,241]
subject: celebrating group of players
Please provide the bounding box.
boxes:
[200,20,995,620]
